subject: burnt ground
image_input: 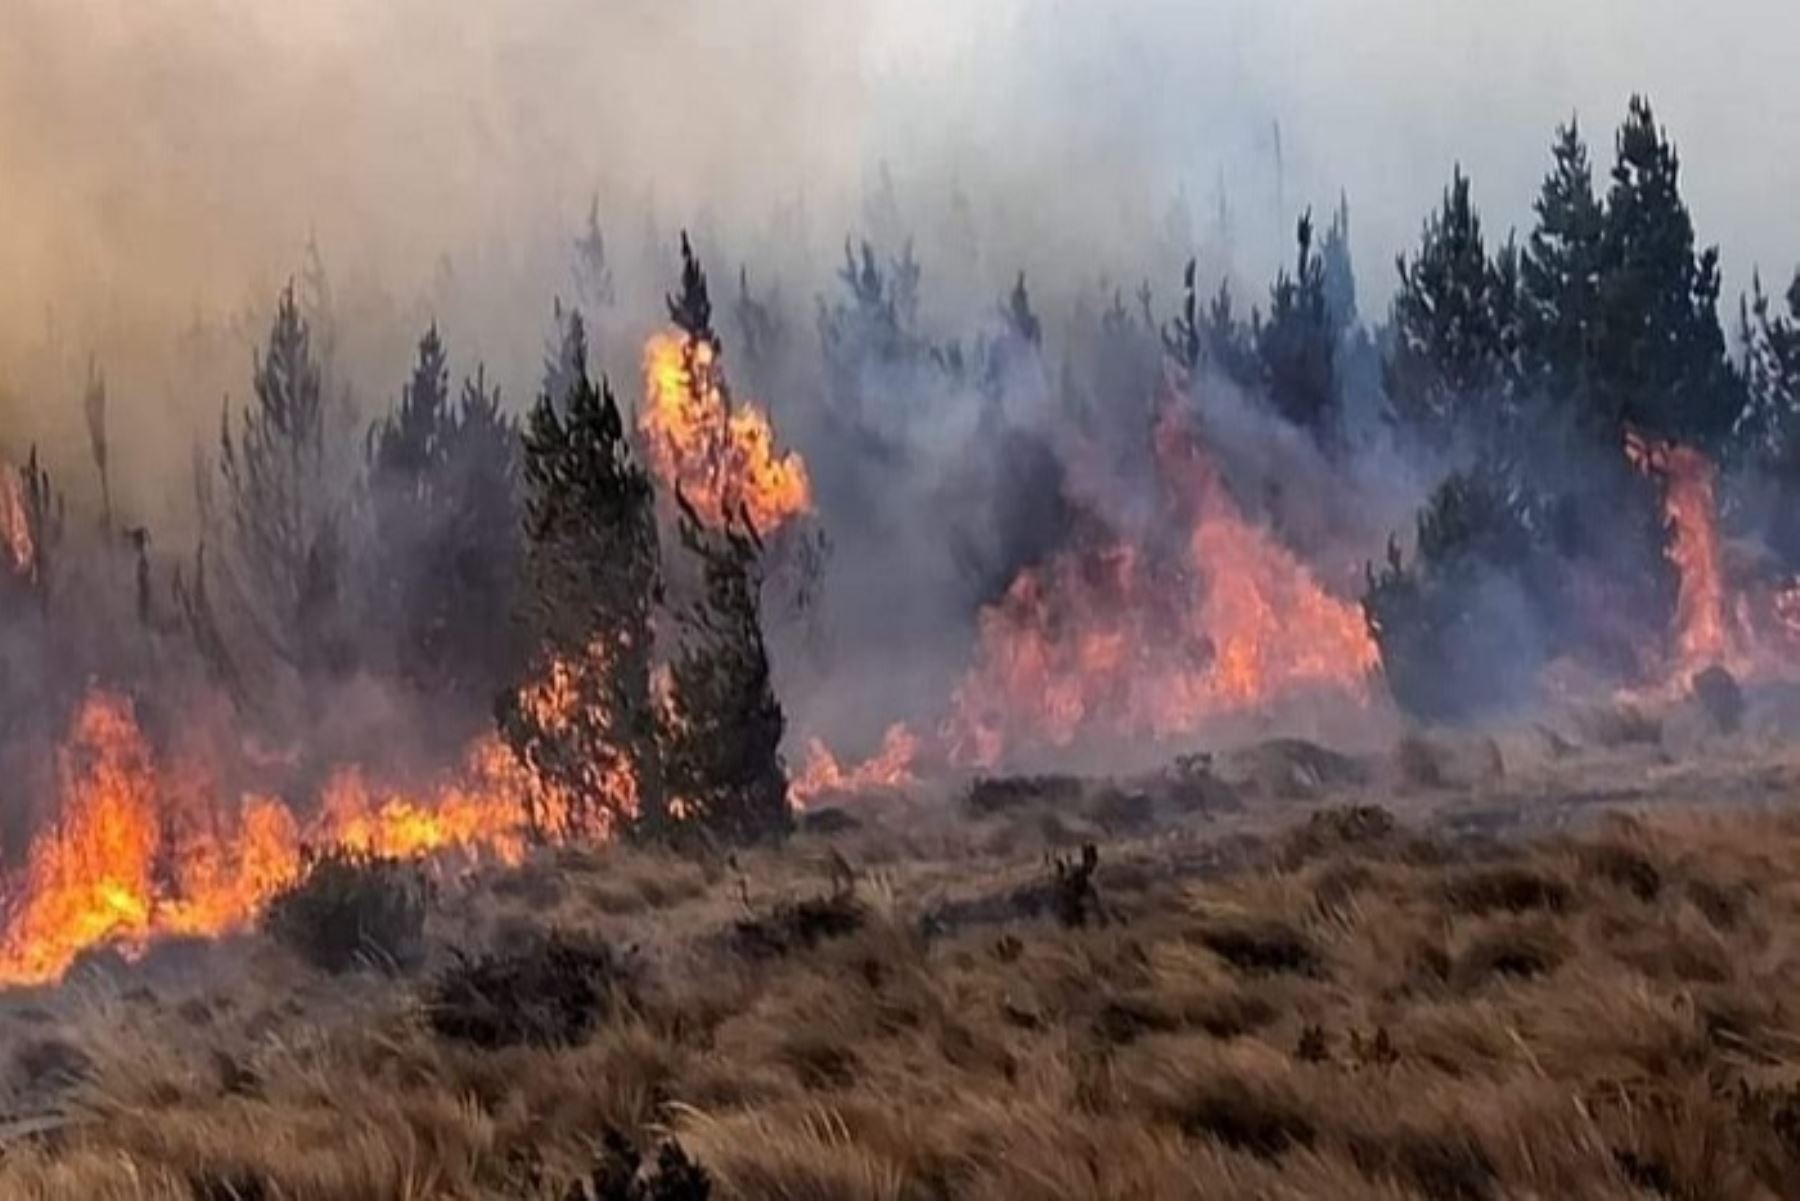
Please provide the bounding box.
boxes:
[3,706,1800,1199]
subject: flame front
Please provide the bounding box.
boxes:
[641,332,810,531]
[943,413,1380,766]
[0,695,546,987]
[789,722,920,808]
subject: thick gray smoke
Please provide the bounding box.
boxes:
[2,0,1796,765]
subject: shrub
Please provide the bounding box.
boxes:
[1365,467,1556,722]
[260,849,430,974]
[426,932,631,1049]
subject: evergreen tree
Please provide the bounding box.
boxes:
[659,234,792,842]
[218,284,347,680]
[1364,463,1549,720]
[1592,96,1740,446]
[1321,192,1358,336]
[1258,212,1337,434]
[501,309,665,838]
[663,495,791,843]
[1520,119,1605,411]
[1384,168,1518,449]
[367,325,525,724]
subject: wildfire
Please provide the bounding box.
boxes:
[788,722,920,808]
[0,694,542,987]
[640,332,811,532]
[0,463,35,576]
[943,411,1380,766]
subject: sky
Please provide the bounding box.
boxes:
[4,0,1799,434]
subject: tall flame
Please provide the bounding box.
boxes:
[943,412,1379,766]
[789,722,920,808]
[641,332,810,531]
[0,695,547,987]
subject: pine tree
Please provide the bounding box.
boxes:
[660,234,792,842]
[1321,192,1358,336]
[1363,463,1548,720]
[1520,119,1605,412]
[663,495,791,844]
[502,309,665,838]
[1384,168,1518,449]
[1592,96,1740,446]
[218,284,347,679]
[1258,212,1337,434]
[367,325,525,724]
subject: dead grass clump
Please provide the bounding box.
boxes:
[1347,1129,1496,1201]
[426,932,632,1049]
[1690,664,1745,733]
[563,1129,712,1201]
[1086,788,1156,834]
[260,849,431,974]
[1137,1047,1319,1159]
[188,1167,271,1201]
[964,774,1085,815]
[1003,843,1106,929]
[733,886,868,959]
[1441,863,1572,916]
[1581,702,1663,747]
[1282,804,1398,866]
[1224,738,1368,799]
[1452,922,1566,988]
[1193,918,1321,977]
[1577,840,1664,901]
[10,1035,94,1096]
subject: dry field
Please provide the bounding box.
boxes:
[2,712,1800,1200]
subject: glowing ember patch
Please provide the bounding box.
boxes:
[942,412,1379,767]
[789,723,920,808]
[641,331,811,532]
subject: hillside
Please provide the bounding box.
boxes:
[0,723,1798,1199]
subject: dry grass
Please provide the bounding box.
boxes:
[4,739,1800,1198]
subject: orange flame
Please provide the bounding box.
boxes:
[0,694,553,987]
[1626,434,1736,683]
[0,464,35,576]
[943,412,1379,767]
[641,331,810,531]
[789,723,919,808]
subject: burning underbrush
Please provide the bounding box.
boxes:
[2,736,1800,1199]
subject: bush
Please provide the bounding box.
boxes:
[426,932,631,1049]
[1364,467,1552,722]
[261,849,431,974]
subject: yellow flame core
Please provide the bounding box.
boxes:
[640,332,811,531]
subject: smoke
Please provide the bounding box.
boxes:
[2,0,1796,754]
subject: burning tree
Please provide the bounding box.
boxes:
[657,236,792,842]
[366,324,525,731]
[664,494,790,843]
[502,309,665,839]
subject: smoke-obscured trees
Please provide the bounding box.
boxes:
[215,285,351,689]
[366,324,525,733]
[1258,212,1339,437]
[1364,465,1551,720]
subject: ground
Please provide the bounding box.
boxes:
[2,705,1800,1199]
